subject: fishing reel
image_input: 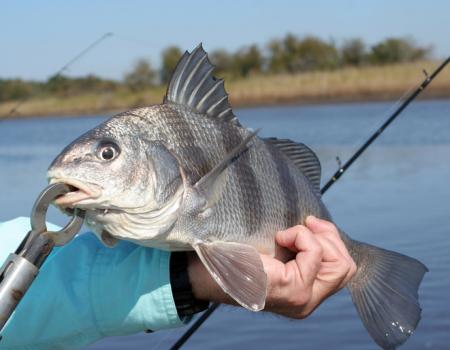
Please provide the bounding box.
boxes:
[0,183,85,336]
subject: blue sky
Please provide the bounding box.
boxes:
[1,0,449,81]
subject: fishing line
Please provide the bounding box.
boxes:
[167,56,450,350]
[2,32,113,119]
[113,34,161,50]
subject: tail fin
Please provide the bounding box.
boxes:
[346,240,428,350]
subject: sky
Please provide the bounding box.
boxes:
[1,0,449,81]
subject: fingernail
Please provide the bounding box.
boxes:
[305,215,317,223]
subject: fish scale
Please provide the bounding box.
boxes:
[47,44,428,350]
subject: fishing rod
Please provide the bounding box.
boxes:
[168,56,450,350]
[5,32,113,118]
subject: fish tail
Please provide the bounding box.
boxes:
[345,238,428,350]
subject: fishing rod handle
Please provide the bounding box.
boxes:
[0,253,38,333]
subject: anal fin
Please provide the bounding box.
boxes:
[194,240,267,311]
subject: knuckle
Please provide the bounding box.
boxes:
[324,221,335,230]
[336,262,350,276]
[310,242,323,258]
[293,289,311,308]
[320,220,336,232]
[297,310,312,319]
[324,223,340,237]
[294,225,308,234]
[338,258,357,282]
[319,231,333,241]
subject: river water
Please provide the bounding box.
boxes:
[0,100,449,349]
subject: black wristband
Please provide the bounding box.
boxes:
[170,251,209,318]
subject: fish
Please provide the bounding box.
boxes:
[47,44,427,350]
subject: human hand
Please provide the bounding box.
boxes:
[261,216,356,318]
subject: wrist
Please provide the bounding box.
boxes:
[186,251,234,305]
[170,251,209,318]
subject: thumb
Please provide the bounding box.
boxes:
[305,215,334,234]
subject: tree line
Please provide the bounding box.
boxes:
[0,34,431,102]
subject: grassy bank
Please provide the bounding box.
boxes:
[1,60,450,119]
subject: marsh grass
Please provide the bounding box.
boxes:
[1,61,449,119]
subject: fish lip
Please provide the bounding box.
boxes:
[49,178,102,207]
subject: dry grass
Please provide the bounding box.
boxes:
[227,60,450,106]
[1,60,450,119]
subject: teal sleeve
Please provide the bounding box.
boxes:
[0,217,185,350]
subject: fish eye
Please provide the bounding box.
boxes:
[97,142,120,161]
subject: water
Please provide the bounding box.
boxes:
[1,99,449,349]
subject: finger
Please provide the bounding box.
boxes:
[305,216,352,263]
[314,235,341,263]
[308,216,357,282]
[305,216,339,237]
[313,232,357,288]
[289,228,323,287]
[276,225,309,252]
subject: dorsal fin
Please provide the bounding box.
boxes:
[265,138,321,191]
[164,44,240,126]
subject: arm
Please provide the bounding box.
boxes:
[0,216,354,349]
[187,216,357,318]
[0,218,184,350]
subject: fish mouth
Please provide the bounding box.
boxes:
[50,178,102,207]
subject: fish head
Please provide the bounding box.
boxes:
[47,114,184,243]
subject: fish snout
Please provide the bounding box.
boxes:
[48,176,103,207]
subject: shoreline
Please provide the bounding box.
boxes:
[2,60,450,119]
[2,92,449,121]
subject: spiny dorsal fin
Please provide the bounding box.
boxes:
[265,138,321,191]
[164,44,240,126]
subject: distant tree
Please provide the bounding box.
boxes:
[369,37,431,64]
[78,74,118,91]
[281,33,300,72]
[268,34,339,73]
[161,46,183,84]
[124,59,156,91]
[44,74,118,96]
[46,74,72,95]
[232,45,263,77]
[0,79,36,101]
[267,33,304,73]
[341,38,367,66]
[210,49,234,77]
[267,39,286,73]
[294,36,339,71]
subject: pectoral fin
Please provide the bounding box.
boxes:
[193,240,267,311]
[194,129,259,207]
